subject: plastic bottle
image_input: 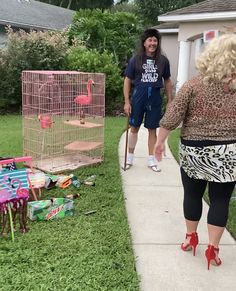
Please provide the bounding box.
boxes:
[69,174,81,189]
[83,175,96,186]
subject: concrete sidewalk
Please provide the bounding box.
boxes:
[119,125,236,291]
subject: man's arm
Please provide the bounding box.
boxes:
[164,78,173,106]
[123,77,132,115]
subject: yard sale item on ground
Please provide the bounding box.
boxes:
[27,198,74,221]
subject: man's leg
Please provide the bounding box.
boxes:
[126,126,139,168]
[144,87,162,172]
[125,93,143,169]
[147,128,161,172]
[147,128,156,155]
[128,126,139,154]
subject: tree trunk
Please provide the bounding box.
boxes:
[67,0,73,9]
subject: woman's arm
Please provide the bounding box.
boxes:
[154,127,170,162]
[160,79,193,130]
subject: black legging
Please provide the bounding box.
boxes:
[180,167,235,227]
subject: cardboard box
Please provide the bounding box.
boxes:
[28,198,74,221]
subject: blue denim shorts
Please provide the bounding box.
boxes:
[129,86,162,129]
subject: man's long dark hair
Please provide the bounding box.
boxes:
[135,29,162,71]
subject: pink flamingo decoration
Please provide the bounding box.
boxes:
[10,178,29,233]
[0,176,15,241]
[11,178,29,199]
[74,79,94,124]
[74,79,94,105]
[0,189,15,241]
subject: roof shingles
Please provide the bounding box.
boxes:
[0,0,74,30]
[162,0,236,16]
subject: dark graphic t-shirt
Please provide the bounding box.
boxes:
[125,55,171,88]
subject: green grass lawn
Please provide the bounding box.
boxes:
[0,115,139,291]
[168,129,236,240]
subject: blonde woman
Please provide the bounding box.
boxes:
[154,33,236,270]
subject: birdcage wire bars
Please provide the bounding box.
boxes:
[22,71,105,173]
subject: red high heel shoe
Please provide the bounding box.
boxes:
[205,245,222,270]
[181,232,198,256]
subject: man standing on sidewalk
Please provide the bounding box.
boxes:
[123,28,173,172]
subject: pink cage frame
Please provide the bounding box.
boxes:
[22,71,105,173]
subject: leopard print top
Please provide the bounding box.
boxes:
[160,75,236,141]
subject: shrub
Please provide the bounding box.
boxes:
[0,51,11,110]
[66,46,123,114]
[0,26,125,114]
[0,27,70,108]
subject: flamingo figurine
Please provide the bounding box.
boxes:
[74,79,94,105]
[0,188,15,241]
[0,177,15,241]
[11,178,29,199]
[11,178,29,233]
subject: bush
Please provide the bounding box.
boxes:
[0,51,11,110]
[0,26,125,114]
[0,27,70,109]
[69,9,142,68]
[66,46,123,114]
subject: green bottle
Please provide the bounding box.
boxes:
[69,174,80,189]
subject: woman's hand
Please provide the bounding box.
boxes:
[154,127,170,161]
[154,141,166,162]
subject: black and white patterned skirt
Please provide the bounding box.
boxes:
[179,141,236,183]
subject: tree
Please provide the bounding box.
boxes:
[134,0,206,26]
[116,0,129,3]
[111,1,137,14]
[36,0,114,10]
[69,9,142,67]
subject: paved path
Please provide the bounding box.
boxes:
[119,125,236,291]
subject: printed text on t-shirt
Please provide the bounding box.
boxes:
[141,60,159,83]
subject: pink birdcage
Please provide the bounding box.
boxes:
[22,71,105,173]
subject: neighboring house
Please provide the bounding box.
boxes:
[0,0,75,47]
[153,22,179,87]
[156,0,236,91]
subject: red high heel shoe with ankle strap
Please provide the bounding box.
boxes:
[181,232,198,256]
[205,245,222,270]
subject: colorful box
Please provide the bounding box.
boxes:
[27,198,74,221]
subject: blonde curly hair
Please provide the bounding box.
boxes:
[196,33,236,89]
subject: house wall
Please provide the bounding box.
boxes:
[178,20,236,41]
[160,33,198,86]
[189,38,205,79]
[161,19,236,87]
[161,33,206,85]
[160,33,179,88]
[177,20,236,83]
